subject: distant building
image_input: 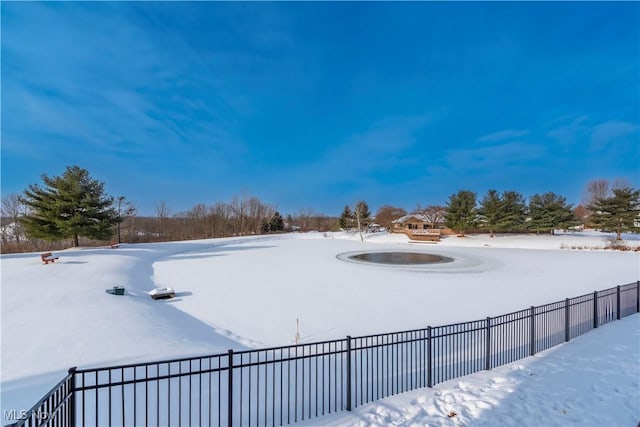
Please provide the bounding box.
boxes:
[391,214,441,242]
[367,223,386,233]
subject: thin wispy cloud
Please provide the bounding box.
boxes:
[294,115,429,180]
[590,121,638,151]
[546,115,590,146]
[446,142,546,171]
[477,129,530,143]
[3,3,248,175]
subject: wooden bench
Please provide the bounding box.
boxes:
[110,242,120,249]
[41,252,60,264]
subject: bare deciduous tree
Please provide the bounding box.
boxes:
[582,179,610,206]
[156,201,172,239]
[374,205,407,231]
[228,194,276,236]
[210,202,232,237]
[574,204,588,227]
[185,203,209,239]
[422,205,446,229]
[246,196,275,234]
[1,193,26,243]
[229,196,247,235]
[115,196,136,243]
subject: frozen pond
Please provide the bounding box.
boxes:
[347,251,454,265]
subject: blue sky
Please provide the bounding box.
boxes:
[2,2,638,216]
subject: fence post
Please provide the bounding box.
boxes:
[593,291,599,329]
[426,327,432,388]
[564,298,570,342]
[228,350,234,427]
[485,317,491,371]
[68,367,77,427]
[346,336,352,411]
[530,306,536,356]
[616,286,621,320]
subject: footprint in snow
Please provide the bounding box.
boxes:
[443,393,456,404]
[457,381,472,391]
[411,396,426,405]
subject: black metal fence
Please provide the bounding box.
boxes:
[9,281,639,427]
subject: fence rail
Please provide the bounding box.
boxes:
[8,281,639,427]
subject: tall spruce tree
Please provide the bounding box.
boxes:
[478,189,501,237]
[20,166,120,247]
[587,186,640,240]
[339,205,353,230]
[527,192,576,235]
[499,191,527,232]
[445,190,477,236]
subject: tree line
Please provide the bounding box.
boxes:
[1,165,638,253]
[444,185,640,239]
[1,166,329,253]
[341,182,639,240]
[445,190,573,237]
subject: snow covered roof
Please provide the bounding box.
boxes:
[391,214,429,224]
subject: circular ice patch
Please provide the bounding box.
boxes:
[346,251,454,265]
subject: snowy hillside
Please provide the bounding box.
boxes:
[1,231,638,425]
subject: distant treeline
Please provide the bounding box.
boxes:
[0,203,338,254]
[1,166,638,254]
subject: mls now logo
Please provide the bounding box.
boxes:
[3,409,49,422]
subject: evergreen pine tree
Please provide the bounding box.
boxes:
[20,166,120,246]
[478,189,501,237]
[339,205,353,230]
[498,191,527,232]
[588,186,640,240]
[270,211,285,232]
[445,190,477,236]
[527,192,576,235]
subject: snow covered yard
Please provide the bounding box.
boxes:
[295,314,639,427]
[1,231,639,425]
